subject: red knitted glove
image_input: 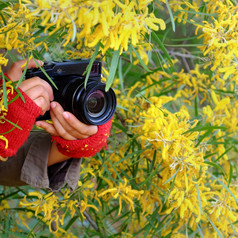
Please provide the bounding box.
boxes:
[52,119,113,158]
[0,80,41,158]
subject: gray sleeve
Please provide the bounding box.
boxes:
[0,131,81,191]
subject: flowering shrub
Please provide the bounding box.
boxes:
[0,0,238,237]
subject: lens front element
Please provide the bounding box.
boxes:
[67,79,116,125]
[86,90,106,117]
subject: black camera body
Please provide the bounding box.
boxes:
[25,59,116,125]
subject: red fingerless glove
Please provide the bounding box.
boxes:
[52,119,113,158]
[0,79,41,158]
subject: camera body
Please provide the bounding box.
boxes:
[25,59,117,125]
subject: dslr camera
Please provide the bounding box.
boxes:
[25,59,117,125]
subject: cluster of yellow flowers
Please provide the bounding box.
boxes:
[35,0,165,53]
[118,95,238,236]
[1,0,238,237]
[196,0,238,85]
[0,0,165,56]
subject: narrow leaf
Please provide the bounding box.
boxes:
[228,163,233,188]
[164,0,175,32]
[16,56,29,88]
[1,71,8,109]
[0,118,22,131]
[208,172,238,205]
[163,167,180,185]
[215,146,234,162]
[130,44,152,73]
[205,213,223,238]
[84,42,100,88]
[204,161,226,176]
[151,31,172,64]
[196,184,203,215]
[33,58,58,89]
[105,48,120,91]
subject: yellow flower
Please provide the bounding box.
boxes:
[98,178,144,215]
[78,198,99,219]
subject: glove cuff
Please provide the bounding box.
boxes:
[0,75,41,158]
[52,119,112,158]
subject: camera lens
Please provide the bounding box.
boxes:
[60,77,116,125]
[86,90,106,117]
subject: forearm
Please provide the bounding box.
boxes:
[48,141,70,166]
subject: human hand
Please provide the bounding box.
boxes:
[35,101,98,140]
[7,59,54,115]
[7,58,44,82]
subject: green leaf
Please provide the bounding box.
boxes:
[196,184,203,215]
[164,43,205,47]
[130,44,152,73]
[118,58,124,90]
[0,117,22,131]
[228,163,233,188]
[208,172,238,205]
[97,154,118,183]
[84,42,100,88]
[205,213,223,238]
[114,148,147,166]
[16,55,29,88]
[194,95,198,117]
[1,71,8,109]
[177,9,217,17]
[65,11,77,42]
[64,216,79,231]
[7,50,17,62]
[151,31,172,64]
[0,23,19,34]
[9,85,25,104]
[163,166,180,185]
[215,146,234,162]
[105,48,120,91]
[138,164,160,187]
[196,223,204,238]
[33,57,58,89]
[183,124,227,134]
[0,1,10,10]
[204,161,226,176]
[164,0,175,32]
[196,129,212,147]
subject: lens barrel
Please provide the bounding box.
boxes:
[61,78,116,125]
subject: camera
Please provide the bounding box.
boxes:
[25,59,117,125]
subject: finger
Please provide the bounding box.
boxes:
[7,59,44,82]
[24,84,51,101]
[51,102,98,138]
[20,77,54,101]
[35,121,59,137]
[50,109,78,140]
[62,111,98,136]
[34,97,51,115]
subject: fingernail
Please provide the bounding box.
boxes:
[63,112,69,119]
[51,102,56,109]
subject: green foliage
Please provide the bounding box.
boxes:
[0,0,238,237]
